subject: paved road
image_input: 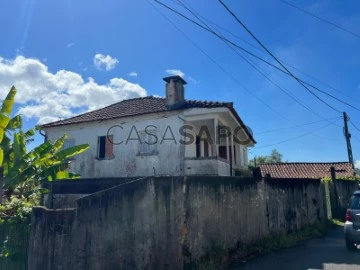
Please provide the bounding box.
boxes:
[233,227,360,270]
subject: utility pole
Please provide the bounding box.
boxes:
[343,112,354,168]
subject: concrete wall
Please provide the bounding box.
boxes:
[28,207,76,270]
[184,158,230,176]
[28,176,325,270]
[43,177,139,208]
[264,178,324,234]
[334,179,358,210]
[329,179,359,219]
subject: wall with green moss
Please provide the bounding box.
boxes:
[0,220,30,270]
[28,176,325,270]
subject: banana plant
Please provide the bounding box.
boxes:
[0,86,89,198]
[0,86,16,167]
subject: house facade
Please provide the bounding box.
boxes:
[40,76,256,178]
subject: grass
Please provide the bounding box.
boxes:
[329,218,344,227]
[189,222,328,270]
[236,222,327,261]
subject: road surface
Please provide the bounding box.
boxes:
[233,227,360,270]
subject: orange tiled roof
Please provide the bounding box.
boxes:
[259,162,355,179]
[40,96,256,143]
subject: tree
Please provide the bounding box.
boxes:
[248,149,283,168]
[0,86,90,203]
[0,86,91,261]
[266,149,283,163]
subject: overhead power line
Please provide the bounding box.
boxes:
[280,0,360,39]
[147,0,296,124]
[217,0,342,114]
[153,0,360,113]
[170,0,265,53]
[284,62,360,104]
[180,0,360,109]
[300,80,360,112]
[166,4,360,105]
[185,5,360,109]
[149,0,340,139]
[174,0,334,122]
[256,117,341,135]
[350,120,360,132]
[256,119,340,149]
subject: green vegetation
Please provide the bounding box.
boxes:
[0,86,89,267]
[248,149,284,168]
[330,218,344,227]
[189,222,327,270]
[233,222,327,265]
[322,175,360,181]
[0,86,89,211]
[0,219,30,269]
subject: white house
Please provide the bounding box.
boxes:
[40,76,256,177]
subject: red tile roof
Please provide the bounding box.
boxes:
[259,162,355,179]
[40,96,256,143]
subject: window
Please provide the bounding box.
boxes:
[203,139,209,157]
[350,195,360,209]
[233,145,237,164]
[97,135,114,159]
[139,130,157,155]
[196,136,201,158]
[219,146,227,160]
[195,137,210,158]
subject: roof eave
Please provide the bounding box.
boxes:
[227,106,256,144]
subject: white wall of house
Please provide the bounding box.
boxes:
[44,111,185,178]
[44,107,252,178]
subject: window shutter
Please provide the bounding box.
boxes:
[105,135,114,157]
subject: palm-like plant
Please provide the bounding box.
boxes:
[0,86,89,200]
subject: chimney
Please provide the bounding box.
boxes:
[163,75,187,108]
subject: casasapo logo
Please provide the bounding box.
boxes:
[106,124,253,145]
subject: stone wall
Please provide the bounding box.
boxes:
[264,178,324,234]
[28,176,325,269]
[29,208,76,270]
[334,179,359,210]
[329,179,359,219]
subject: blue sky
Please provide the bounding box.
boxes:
[0,0,359,165]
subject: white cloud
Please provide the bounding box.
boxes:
[187,76,199,84]
[128,71,138,77]
[355,160,360,169]
[165,69,185,78]
[0,56,147,124]
[165,70,198,84]
[66,43,75,48]
[93,54,118,71]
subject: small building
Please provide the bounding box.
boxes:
[259,162,355,179]
[40,76,255,177]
